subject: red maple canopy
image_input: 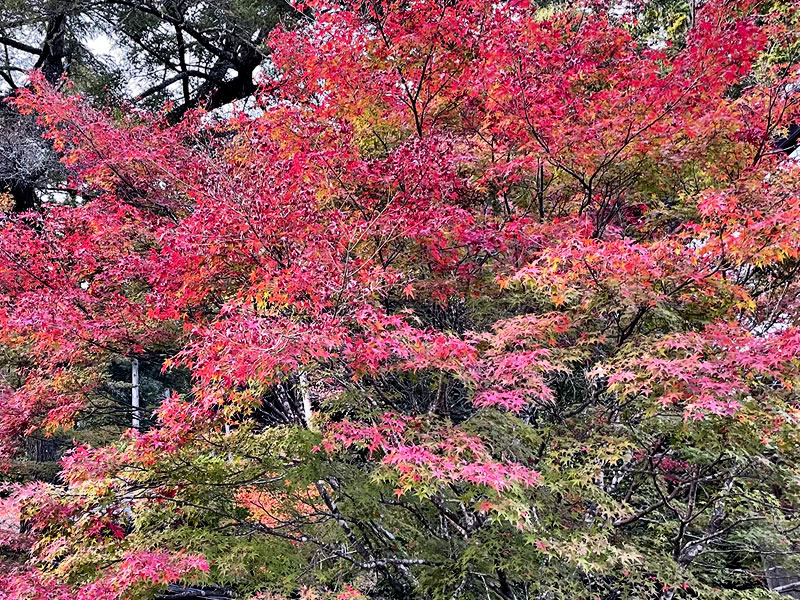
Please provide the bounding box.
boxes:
[2,1,800,599]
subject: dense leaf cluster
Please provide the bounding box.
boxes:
[2,1,800,599]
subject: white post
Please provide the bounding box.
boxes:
[224,421,232,462]
[131,358,140,429]
[299,371,313,431]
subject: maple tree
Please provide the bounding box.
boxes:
[2,0,800,598]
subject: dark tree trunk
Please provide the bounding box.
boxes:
[10,180,39,213]
[1,10,69,213]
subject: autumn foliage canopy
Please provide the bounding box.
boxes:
[2,0,800,598]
